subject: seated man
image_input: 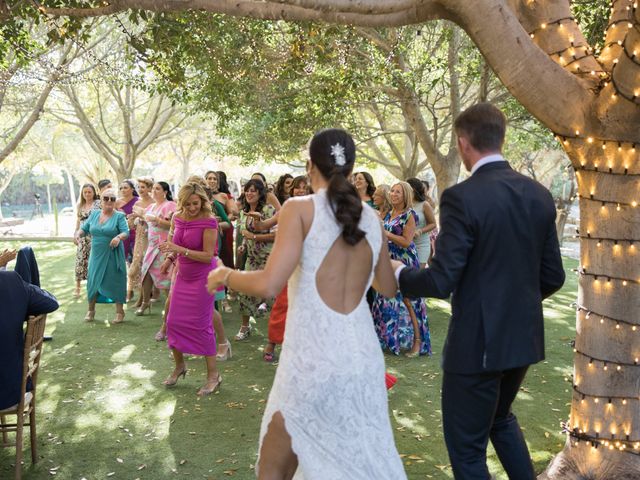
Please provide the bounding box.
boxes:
[0,268,59,410]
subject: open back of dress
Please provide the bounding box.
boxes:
[257,189,407,480]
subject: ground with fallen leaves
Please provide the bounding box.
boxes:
[0,241,576,479]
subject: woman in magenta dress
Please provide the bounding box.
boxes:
[159,181,222,397]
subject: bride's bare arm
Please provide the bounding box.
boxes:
[372,224,399,297]
[208,200,306,298]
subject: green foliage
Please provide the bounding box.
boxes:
[572,0,610,50]
[131,13,372,163]
[0,1,94,65]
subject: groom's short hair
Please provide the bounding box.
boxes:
[454,103,506,153]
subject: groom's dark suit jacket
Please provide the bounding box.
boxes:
[399,161,565,374]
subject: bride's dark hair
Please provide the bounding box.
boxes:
[309,129,364,246]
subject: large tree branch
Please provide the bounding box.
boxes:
[136,102,182,153]
[0,42,75,164]
[448,0,591,135]
[62,85,124,167]
[40,0,454,26]
[369,102,407,168]
[447,24,461,155]
[505,0,600,87]
[608,2,640,105]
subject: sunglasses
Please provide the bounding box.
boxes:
[102,196,116,202]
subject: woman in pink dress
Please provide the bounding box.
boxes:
[159,181,222,396]
[138,181,176,317]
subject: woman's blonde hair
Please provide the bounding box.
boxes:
[374,184,392,212]
[176,181,212,216]
[186,175,207,189]
[137,176,154,188]
[392,181,414,210]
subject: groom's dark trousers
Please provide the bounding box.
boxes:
[399,162,565,479]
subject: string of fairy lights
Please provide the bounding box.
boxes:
[0,1,144,88]
[526,0,640,103]
[563,422,640,455]
[548,3,640,441]
[27,0,144,86]
[559,126,639,458]
[564,304,640,455]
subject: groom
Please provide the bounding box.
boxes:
[394,103,565,479]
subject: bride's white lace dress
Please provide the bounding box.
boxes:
[258,189,407,479]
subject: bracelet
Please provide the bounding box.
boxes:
[183,249,189,257]
[222,269,234,287]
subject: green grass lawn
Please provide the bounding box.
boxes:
[0,241,577,479]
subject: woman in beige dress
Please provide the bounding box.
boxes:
[127,177,154,305]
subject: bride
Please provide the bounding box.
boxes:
[208,129,406,480]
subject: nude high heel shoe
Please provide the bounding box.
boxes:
[234,325,251,341]
[135,302,151,316]
[216,340,232,361]
[163,367,187,387]
[197,374,222,396]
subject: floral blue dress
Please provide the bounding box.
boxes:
[372,210,431,355]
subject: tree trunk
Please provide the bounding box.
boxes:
[65,169,77,213]
[555,207,569,248]
[46,182,52,215]
[432,152,461,201]
[540,138,640,478]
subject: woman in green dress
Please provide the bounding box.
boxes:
[75,188,129,324]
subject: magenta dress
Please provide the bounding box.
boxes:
[166,216,219,356]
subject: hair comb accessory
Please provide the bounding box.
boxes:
[330,143,346,166]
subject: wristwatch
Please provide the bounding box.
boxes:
[184,249,189,257]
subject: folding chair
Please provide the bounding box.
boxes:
[0,313,47,480]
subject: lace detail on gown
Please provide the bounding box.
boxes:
[258,190,407,480]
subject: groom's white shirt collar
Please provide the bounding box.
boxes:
[471,154,505,175]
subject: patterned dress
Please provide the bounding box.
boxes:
[372,210,431,356]
[127,215,149,292]
[74,200,101,281]
[141,201,177,290]
[119,197,137,262]
[237,204,276,317]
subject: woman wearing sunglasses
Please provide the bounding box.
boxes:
[74,187,130,324]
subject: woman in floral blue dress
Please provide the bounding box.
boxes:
[373,181,431,357]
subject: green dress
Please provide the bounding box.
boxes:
[82,210,129,304]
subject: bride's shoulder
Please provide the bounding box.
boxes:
[282,195,314,212]
[280,195,315,223]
